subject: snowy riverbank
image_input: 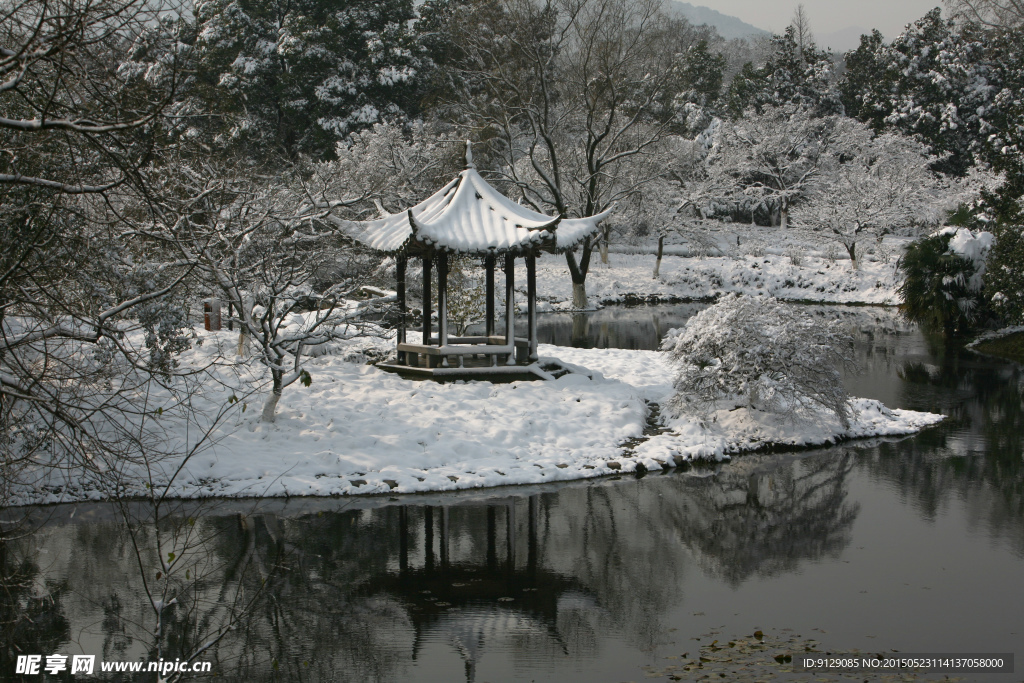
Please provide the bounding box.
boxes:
[6,330,943,507]
[527,251,901,309]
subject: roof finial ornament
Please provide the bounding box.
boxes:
[465,140,475,169]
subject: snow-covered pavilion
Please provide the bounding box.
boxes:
[338,143,610,381]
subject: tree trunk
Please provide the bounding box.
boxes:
[599,226,610,264]
[262,391,281,422]
[262,374,282,422]
[653,235,665,278]
[780,207,789,230]
[237,326,249,357]
[571,283,588,309]
[846,242,858,269]
[565,239,593,310]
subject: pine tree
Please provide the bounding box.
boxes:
[191,0,426,160]
[726,26,842,117]
[840,10,1005,176]
[985,224,1024,325]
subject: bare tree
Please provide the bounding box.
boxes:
[945,0,1024,28]
[790,4,815,55]
[0,0,205,500]
[444,0,686,308]
[140,159,390,423]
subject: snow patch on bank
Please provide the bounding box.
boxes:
[5,336,943,507]
[634,398,944,464]
[548,346,944,464]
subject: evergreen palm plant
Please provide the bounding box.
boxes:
[897,233,985,335]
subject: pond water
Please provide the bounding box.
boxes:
[3,305,1023,682]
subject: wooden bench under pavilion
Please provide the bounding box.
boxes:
[337,144,610,381]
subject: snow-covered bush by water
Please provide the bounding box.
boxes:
[662,294,856,427]
[897,227,993,335]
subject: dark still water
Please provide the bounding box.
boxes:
[3,306,1023,682]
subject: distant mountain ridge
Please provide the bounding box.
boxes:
[664,1,771,40]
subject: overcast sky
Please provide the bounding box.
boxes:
[706,0,944,38]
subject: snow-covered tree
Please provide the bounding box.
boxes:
[984,224,1024,325]
[840,10,1019,177]
[671,39,727,111]
[446,256,487,336]
[840,13,1024,263]
[645,137,725,276]
[142,159,386,423]
[191,0,426,160]
[703,106,848,229]
[1,0,206,486]
[321,120,461,214]
[792,130,947,266]
[663,294,856,427]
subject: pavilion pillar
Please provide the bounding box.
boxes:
[425,506,435,572]
[504,254,516,365]
[527,254,538,362]
[399,506,409,573]
[422,254,432,345]
[437,251,449,366]
[485,253,496,338]
[505,500,516,567]
[441,506,450,567]
[396,256,407,364]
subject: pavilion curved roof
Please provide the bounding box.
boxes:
[334,162,611,256]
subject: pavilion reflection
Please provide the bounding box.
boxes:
[6,450,865,682]
[358,501,592,682]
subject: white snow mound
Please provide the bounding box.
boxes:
[5,337,944,506]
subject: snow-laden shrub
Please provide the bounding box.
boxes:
[744,241,766,258]
[984,224,1024,326]
[662,294,856,427]
[897,228,992,335]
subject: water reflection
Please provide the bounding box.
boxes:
[668,452,860,586]
[468,303,709,349]
[0,543,70,674]
[3,305,1024,681]
[4,447,873,682]
[868,334,1024,553]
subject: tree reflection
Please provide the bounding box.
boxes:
[3,446,867,682]
[655,452,859,587]
[0,539,70,673]
[867,344,1024,552]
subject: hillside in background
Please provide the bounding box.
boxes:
[665,1,770,40]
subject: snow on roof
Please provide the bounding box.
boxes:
[335,165,611,255]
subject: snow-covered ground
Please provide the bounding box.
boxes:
[527,248,902,310]
[6,328,943,507]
